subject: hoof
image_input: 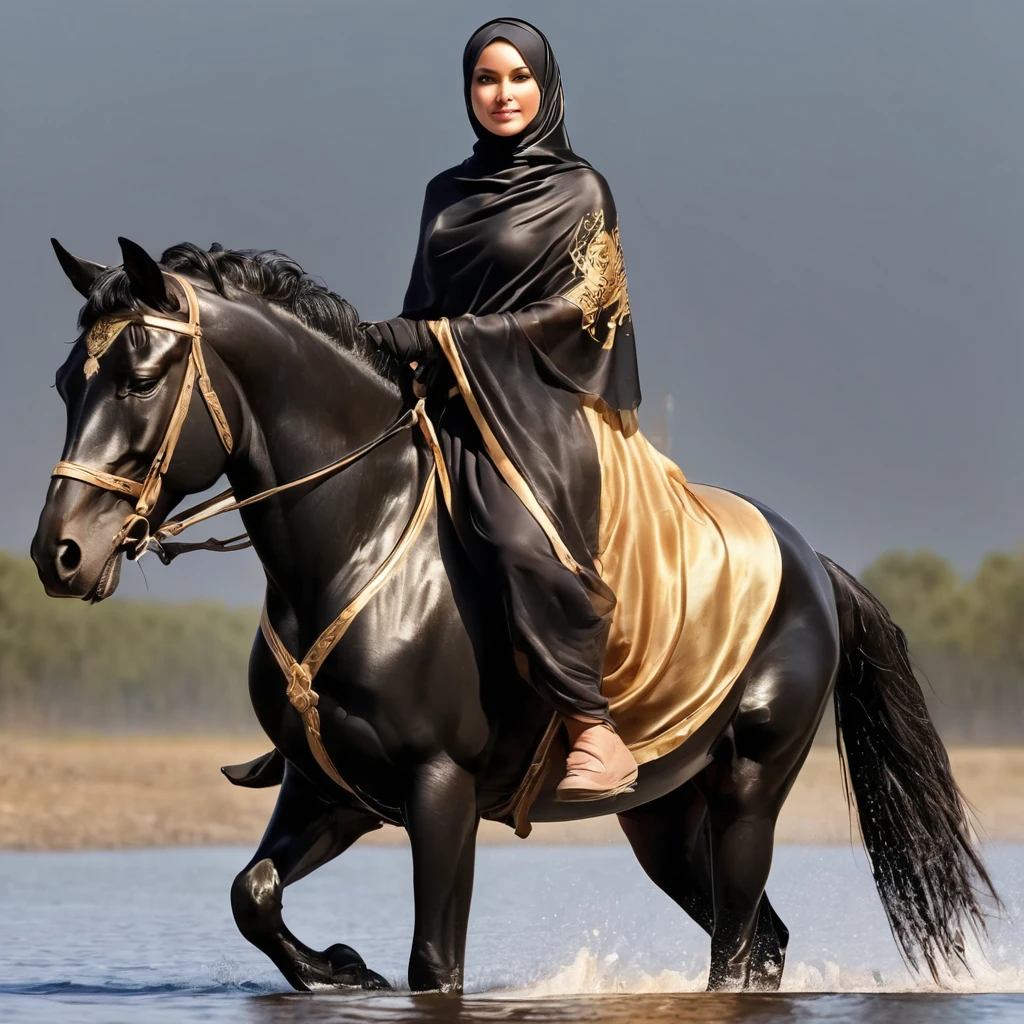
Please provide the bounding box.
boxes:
[324,945,390,991]
[706,961,749,992]
[295,944,391,991]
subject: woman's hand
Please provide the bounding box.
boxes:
[360,317,442,405]
[360,317,437,364]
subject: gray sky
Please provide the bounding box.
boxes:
[2,0,1022,605]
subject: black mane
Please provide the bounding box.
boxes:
[81,243,399,385]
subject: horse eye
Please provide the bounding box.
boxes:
[117,375,161,399]
[131,377,161,395]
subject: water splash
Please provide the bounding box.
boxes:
[510,945,1024,998]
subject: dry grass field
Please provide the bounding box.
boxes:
[0,734,1019,850]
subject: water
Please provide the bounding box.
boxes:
[0,843,1020,1022]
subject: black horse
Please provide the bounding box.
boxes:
[32,238,995,994]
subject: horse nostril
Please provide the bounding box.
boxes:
[55,539,82,581]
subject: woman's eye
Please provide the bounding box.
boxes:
[477,75,493,84]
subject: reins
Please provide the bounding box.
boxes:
[143,405,421,564]
[51,271,453,805]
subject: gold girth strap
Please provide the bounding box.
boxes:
[486,713,561,839]
[258,459,439,796]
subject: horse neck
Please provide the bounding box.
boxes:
[209,298,417,620]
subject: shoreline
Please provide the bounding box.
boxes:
[0,735,1020,851]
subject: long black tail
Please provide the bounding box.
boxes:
[818,553,998,979]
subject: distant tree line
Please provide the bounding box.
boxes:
[861,548,1024,671]
[820,547,1024,745]
[0,550,257,730]
[0,546,1020,741]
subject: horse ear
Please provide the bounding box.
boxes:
[117,236,175,312]
[51,239,106,298]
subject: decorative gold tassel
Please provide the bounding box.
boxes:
[83,316,133,377]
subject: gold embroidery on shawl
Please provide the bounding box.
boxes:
[563,209,631,350]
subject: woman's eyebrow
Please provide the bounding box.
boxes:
[475,65,531,75]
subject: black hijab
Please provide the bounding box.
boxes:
[404,17,640,417]
[401,18,642,592]
[460,18,577,168]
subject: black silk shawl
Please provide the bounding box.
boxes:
[403,18,642,604]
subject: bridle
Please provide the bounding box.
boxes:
[51,274,237,557]
[50,272,435,564]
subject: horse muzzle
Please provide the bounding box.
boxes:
[31,491,131,601]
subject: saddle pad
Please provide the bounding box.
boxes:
[583,404,783,764]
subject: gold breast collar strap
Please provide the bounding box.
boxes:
[258,453,439,801]
[255,405,450,803]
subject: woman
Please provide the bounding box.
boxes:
[363,18,642,800]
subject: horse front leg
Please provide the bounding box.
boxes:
[405,755,480,993]
[231,764,388,991]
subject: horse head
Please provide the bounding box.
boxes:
[32,238,241,600]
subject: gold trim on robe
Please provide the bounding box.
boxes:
[430,314,783,767]
[428,317,582,575]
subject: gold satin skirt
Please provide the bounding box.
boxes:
[582,403,783,764]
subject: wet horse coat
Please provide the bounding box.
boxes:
[32,240,994,993]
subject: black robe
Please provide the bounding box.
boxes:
[386,19,643,721]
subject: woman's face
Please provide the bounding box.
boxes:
[470,41,541,137]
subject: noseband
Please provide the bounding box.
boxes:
[51,273,235,556]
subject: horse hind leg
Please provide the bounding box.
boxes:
[701,782,786,992]
[618,781,715,936]
[618,781,788,990]
[700,647,830,991]
[749,893,789,989]
[231,766,387,991]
